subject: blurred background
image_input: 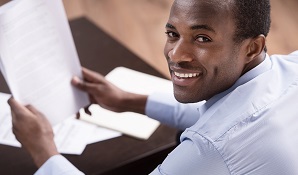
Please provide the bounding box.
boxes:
[1,0,298,78]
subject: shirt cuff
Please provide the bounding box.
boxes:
[34,155,84,175]
[145,92,177,123]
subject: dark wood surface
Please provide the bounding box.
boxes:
[0,17,178,175]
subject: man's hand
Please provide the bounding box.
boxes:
[72,67,148,114]
[8,98,59,168]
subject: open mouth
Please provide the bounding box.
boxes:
[173,72,200,78]
[171,70,202,87]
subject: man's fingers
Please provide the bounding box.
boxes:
[71,76,101,95]
[89,95,96,104]
[8,97,24,112]
[26,105,43,116]
[8,98,33,133]
[8,97,31,117]
[82,67,105,83]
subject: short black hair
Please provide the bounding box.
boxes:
[231,0,271,50]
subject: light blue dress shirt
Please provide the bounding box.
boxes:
[149,51,298,174]
[36,51,298,175]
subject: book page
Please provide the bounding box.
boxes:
[80,67,174,140]
[0,0,89,125]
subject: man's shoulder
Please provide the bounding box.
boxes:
[270,50,298,63]
[270,51,298,78]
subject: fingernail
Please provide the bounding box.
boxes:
[72,76,82,84]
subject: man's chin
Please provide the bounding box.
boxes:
[173,93,198,104]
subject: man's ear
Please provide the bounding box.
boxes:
[245,34,266,63]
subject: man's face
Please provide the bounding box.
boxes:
[164,0,247,103]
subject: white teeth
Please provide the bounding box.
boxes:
[174,72,199,78]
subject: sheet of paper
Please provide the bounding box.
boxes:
[0,0,89,125]
[53,116,121,155]
[80,67,173,140]
[0,92,121,155]
[0,93,19,147]
[0,56,7,81]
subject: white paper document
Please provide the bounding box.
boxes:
[0,92,121,155]
[53,116,121,155]
[0,0,89,125]
[80,67,173,140]
[0,93,19,147]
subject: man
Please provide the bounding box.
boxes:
[8,0,298,174]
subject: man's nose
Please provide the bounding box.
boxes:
[168,40,193,63]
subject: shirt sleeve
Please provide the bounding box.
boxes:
[149,132,230,175]
[34,155,84,175]
[145,92,204,130]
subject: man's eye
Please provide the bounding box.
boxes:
[165,31,179,38]
[196,36,211,42]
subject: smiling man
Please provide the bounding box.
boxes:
[8,0,298,174]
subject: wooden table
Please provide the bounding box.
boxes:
[0,17,178,175]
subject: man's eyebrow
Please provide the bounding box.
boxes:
[190,25,215,33]
[165,23,175,29]
[165,23,215,33]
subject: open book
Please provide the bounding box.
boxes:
[0,0,89,125]
[79,67,173,140]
